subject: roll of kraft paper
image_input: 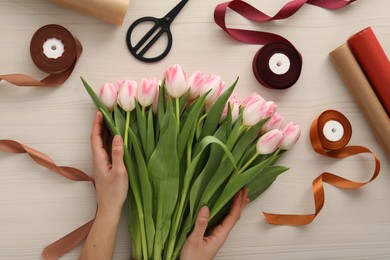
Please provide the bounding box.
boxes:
[330,44,390,159]
[347,27,390,117]
[0,24,82,87]
[50,0,130,26]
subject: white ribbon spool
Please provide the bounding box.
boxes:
[323,120,344,142]
[42,38,64,59]
[269,53,290,75]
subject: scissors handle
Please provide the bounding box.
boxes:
[126,17,173,63]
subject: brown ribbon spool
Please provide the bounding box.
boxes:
[252,42,302,89]
[263,110,381,225]
[0,24,82,87]
[0,139,95,259]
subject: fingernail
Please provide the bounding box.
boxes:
[200,206,210,217]
[113,135,123,145]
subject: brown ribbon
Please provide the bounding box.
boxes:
[0,24,82,87]
[263,110,381,225]
[0,140,95,259]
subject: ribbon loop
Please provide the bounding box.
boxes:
[214,0,355,89]
[0,24,82,87]
[0,139,95,259]
[263,110,381,225]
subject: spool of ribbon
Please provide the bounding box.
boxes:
[49,0,130,26]
[214,0,355,89]
[263,110,381,225]
[0,140,95,259]
[0,24,82,87]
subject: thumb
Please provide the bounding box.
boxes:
[111,135,124,169]
[191,206,210,240]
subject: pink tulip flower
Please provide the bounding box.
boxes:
[114,80,124,91]
[187,71,206,100]
[201,74,225,106]
[220,93,240,123]
[242,96,266,126]
[262,101,278,118]
[256,129,284,154]
[138,78,158,107]
[281,122,301,150]
[99,82,118,111]
[164,64,188,98]
[262,112,285,133]
[241,93,265,108]
[117,80,137,112]
[152,84,160,114]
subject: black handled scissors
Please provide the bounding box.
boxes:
[126,0,189,63]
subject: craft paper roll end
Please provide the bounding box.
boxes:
[50,0,131,26]
[329,43,390,159]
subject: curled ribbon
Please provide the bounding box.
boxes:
[263,110,381,225]
[0,140,94,259]
[0,24,82,87]
[214,0,355,89]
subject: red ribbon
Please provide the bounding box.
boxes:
[0,140,95,259]
[214,0,355,88]
[263,110,381,225]
[214,0,355,44]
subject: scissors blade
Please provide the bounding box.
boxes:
[163,0,189,25]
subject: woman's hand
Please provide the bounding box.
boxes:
[79,111,128,260]
[180,188,249,260]
[91,111,128,215]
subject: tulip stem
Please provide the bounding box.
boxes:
[238,153,259,175]
[124,111,130,146]
[175,98,180,127]
[238,124,246,135]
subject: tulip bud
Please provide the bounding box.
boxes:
[99,82,118,111]
[187,71,206,100]
[242,96,266,126]
[241,93,264,108]
[201,74,225,106]
[281,122,301,150]
[262,101,277,118]
[117,80,137,112]
[114,80,124,91]
[138,78,158,107]
[152,84,160,114]
[164,64,188,98]
[262,112,285,133]
[220,93,239,123]
[256,129,284,154]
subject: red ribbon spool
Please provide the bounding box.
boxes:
[214,0,355,89]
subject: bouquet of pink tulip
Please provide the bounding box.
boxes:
[82,64,300,260]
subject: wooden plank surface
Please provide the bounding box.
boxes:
[0,0,389,259]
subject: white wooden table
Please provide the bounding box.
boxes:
[0,0,389,259]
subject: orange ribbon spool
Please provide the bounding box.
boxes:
[0,140,95,259]
[263,110,381,225]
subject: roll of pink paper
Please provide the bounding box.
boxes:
[330,44,390,159]
[347,27,390,117]
[50,0,130,26]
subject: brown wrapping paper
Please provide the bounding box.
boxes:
[50,0,130,26]
[330,44,390,159]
